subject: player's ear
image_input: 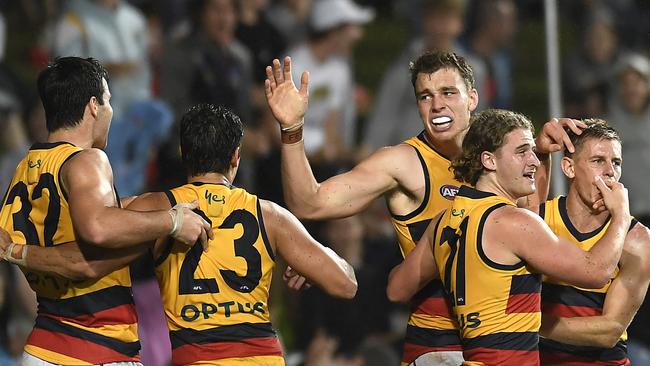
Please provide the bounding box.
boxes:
[88,96,99,118]
[481,151,496,171]
[468,88,479,112]
[561,156,575,179]
[231,146,240,169]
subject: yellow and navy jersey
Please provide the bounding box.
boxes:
[390,132,463,364]
[154,182,282,366]
[433,186,541,366]
[539,196,635,366]
[0,142,139,365]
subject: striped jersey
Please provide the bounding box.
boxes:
[390,132,463,364]
[154,182,282,366]
[539,196,632,365]
[433,186,541,366]
[0,142,139,365]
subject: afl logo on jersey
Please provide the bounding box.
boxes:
[439,185,459,200]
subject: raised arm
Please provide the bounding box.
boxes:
[265,56,402,219]
[499,178,630,288]
[540,224,650,347]
[261,199,357,299]
[386,212,441,303]
[63,149,211,248]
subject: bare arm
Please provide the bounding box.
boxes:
[261,200,357,299]
[541,225,650,347]
[496,180,630,288]
[266,56,401,219]
[387,213,441,303]
[63,149,210,248]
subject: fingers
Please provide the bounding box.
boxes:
[265,65,276,91]
[264,79,272,100]
[593,175,610,193]
[273,58,283,84]
[283,56,292,82]
[557,118,586,136]
[300,71,310,97]
[198,228,208,252]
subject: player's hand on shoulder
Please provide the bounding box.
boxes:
[169,200,214,250]
[283,266,312,291]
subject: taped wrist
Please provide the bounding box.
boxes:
[168,205,185,237]
[4,243,27,267]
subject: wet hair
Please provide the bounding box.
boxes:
[452,109,534,185]
[37,57,108,132]
[565,118,621,157]
[180,103,244,176]
[409,51,475,91]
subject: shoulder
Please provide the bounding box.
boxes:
[63,148,111,174]
[487,204,546,233]
[127,192,171,212]
[355,144,419,175]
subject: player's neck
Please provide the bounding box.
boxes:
[47,126,94,149]
[475,175,518,204]
[565,189,610,232]
[422,133,463,160]
[187,172,232,186]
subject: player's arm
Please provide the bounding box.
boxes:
[498,178,630,288]
[261,200,357,298]
[62,149,211,248]
[386,212,442,303]
[541,224,650,348]
[265,56,400,220]
[522,118,587,209]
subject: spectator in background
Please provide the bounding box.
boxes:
[51,0,173,196]
[364,0,467,150]
[159,0,254,189]
[459,0,517,111]
[563,7,621,118]
[266,0,312,49]
[284,0,374,165]
[606,52,650,365]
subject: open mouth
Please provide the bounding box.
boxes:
[431,116,452,126]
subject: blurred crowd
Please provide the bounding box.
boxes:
[0,0,649,365]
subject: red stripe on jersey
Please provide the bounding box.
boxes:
[411,296,455,318]
[44,303,138,328]
[402,342,462,363]
[464,347,539,365]
[26,328,140,364]
[541,303,602,317]
[171,337,282,365]
[540,349,630,365]
[506,293,541,314]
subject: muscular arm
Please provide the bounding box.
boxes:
[541,225,650,347]
[261,200,357,298]
[63,149,208,248]
[23,242,147,281]
[281,144,403,219]
[386,212,441,303]
[494,205,629,288]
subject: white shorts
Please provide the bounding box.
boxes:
[409,351,464,366]
[22,352,144,366]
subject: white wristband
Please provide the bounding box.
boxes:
[4,242,27,267]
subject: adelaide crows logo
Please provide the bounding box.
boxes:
[439,184,459,200]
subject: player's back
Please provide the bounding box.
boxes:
[433,186,542,366]
[0,142,139,365]
[155,182,282,366]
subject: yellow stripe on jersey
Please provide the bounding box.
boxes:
[0,142,139,364]
[155,183,281,364]
[433,186,541,365]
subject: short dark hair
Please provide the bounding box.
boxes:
[452,109,534,185]
[37,57,108,132]
[409,51,475,91]
[180,104,244,176]
[565,118,621,157]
